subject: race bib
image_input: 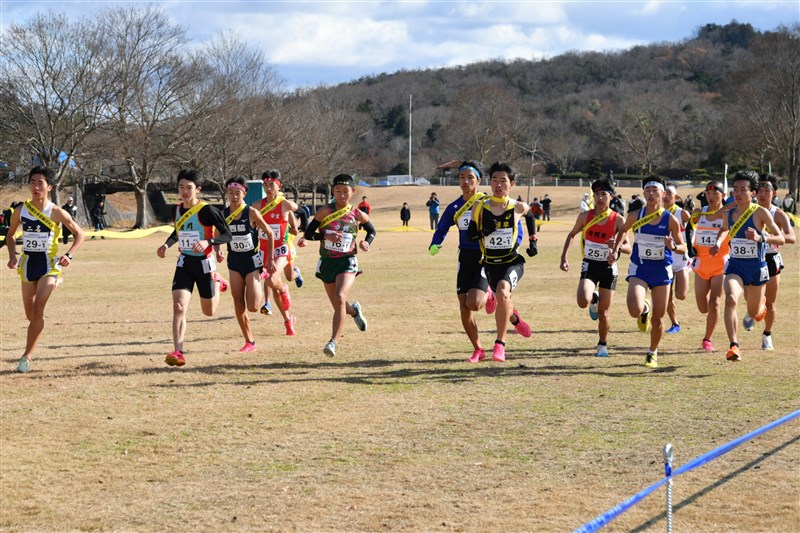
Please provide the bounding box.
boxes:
[201,255,216,274]
[730,238,757,259]
[324,230,353,252]
[178,231,200,252]
[268,224,282,240]
[274,244,290,258]
[23,231,49,252]
[583,240,609,261]
[695,229,718,247]
[457,211,473,230]
[230,234,254,252]
[637,233,665,261]
[485,227,513,250]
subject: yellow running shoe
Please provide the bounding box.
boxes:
[637,299,652,333]
[644,350,658,368]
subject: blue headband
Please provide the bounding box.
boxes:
[458,165,480,178]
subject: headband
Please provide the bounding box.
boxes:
[666,185,678,194]
[758,181,775,191]
[644,181,665,192]
[458,165,480,178]
[705,184,723,193]
[263,177,282,186]
[226,182,247,192]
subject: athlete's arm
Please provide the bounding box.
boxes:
[665,214,686,255]
[773,209,796,245]
[560,213,586,272]
[609,212,637,262]
[198,205,233,246]
[754,208,785,246]
[710,213,730,256]
[4,207,21,268]
[287,211,300,236]
[430,201,457,250]
[51,206,84,266]
[250,207,277,273]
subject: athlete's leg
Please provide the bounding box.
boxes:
[20,276,58,359]
[267,256,291,321]
[199,282,220,317]
[764,274,780,332]
[674,268,689,300]
[577,278,594,309]
[626,278,649,317]
[323,272,357,343]
[598,288,614,344]
[494,280,513,344]
[723,275,745,345]
[172,289,192,352]
[649,284,670,352]
[666,284,678,326]
[704,274,724,343]
[459,292,481,351]
[694,274,711,314]
[244,269,263,313]
[229,270,252,343]
[743,283,766,321]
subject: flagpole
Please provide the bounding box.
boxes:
[408,94,412,183]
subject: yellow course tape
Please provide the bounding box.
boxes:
[83,226,175,238]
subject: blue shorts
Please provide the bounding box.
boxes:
[626,261,673,289]
[725,258,769,287]
[227,250,262,277]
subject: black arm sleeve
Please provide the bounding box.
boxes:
[467,220,483,241]
[362,220,376,244]
[198,205,232,245]
[303,218,322,241]
[164,230,178,247]
[524,211,536,236]
[685,224,695,258]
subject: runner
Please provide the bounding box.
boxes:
[256,169,299,336]
[215,177,277,353]
[260,213,304,315]
[156,169,232,367]
[560,178,630,357]
[297,173,376,357]
[688,180,729,351]
[663,183,691,334]
[706,170,784,362]
[609,176,686,369]
[4,166,84,373]
[752,174,795,350]
[428,161,496,362]
[467,162,533,363]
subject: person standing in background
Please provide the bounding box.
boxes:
[61,197,79,244]
[357,196,371,215]
[541,194,552,221]
[426,192,440,230]
[400,202,411,229]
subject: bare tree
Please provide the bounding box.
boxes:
[0,12,109,203]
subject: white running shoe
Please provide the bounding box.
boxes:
[595,344,608,357]
[761,334,774,351]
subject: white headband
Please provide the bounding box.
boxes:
[644,181,665,192]
[666,185,677,194]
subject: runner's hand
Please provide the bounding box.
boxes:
[560,259,569,272]
[429,244,440,256]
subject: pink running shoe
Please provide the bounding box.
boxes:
[215,274,229,293]
[260,269,269,281]
[284,315,296,336]
[492,343,506,362]
[701,339,716,351]
[485,288,497,314]
[279,289,292,311]
[512,310,532,338]
[468,348,486,363]
[239,341,257,353]
[165,350,185,366]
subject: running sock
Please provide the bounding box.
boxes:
[494,339,505,346]
[730,341,739,348]
[763,330,771,336]
[598,341,607,346]
[591,292,599,304]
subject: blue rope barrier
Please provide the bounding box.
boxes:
[573,408,800,533]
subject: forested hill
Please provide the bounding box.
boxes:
[293,21,796,183]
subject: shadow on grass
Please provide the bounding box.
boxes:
[628,433,800,533]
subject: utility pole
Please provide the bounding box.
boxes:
[408,94,412,182]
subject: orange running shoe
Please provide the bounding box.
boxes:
[754,306,767,322]
[726,345,741,362]
[165,350,186,366]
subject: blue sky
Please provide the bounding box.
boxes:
[2,1,798,88]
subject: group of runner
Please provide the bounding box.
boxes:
[5,165,795,373]
[6,168,373,372]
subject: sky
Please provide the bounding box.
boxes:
[2,1,798,88]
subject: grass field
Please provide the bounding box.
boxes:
[1,183,798,532]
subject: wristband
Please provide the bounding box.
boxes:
[529,235,538,242]
[65,252,73,260]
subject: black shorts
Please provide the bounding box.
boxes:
[580,259,618,291]
[766,252,784,278]
[172,254,217,299]
[484,255,525,292]
[227,250,263,277]
[456,249,489,294]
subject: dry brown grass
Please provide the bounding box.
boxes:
[1,183,798,532]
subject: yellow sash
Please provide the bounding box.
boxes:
[631,208,665,233]
[175,202,206,231]
[667,204,678,214]
[729,203,759,238]
[259,194,285,217]
[690,207,720,228]
[581,209,611,255]
[24,200,58,233]
[225,204,246,225]
[321,204,353,228]
[454,192,486,222]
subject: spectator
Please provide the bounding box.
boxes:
[683,195,695,213]
[91,198,107,239]
[357,195,371,214]
[579,193,591,213]
[296,200,310,232]
[426,192,440,230]
[541,193,552,221]
[781,192,796,215]
[531,197,544,231]
[61,197,79,244]
[400,202,411,230]
[696,190,708,208]
[610,194,626,216]
[627,194,644,214]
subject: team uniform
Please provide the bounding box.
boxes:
[691,206,729,280]
[725,209,769,287]
[224,205,263,276]
[16,201,61,282]
[627,208,674,288]
[477,198,525,292]
[580,209,619,291]
[259,199,291,265]
[170,203,229,299]
[432,195,489,294]
[765,205,784,278]
[667,205,689,273]
[315,204,362,283]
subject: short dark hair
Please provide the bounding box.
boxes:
[332,173,354,187]
[591,178,616,195]
[261,169,281,181]
[177,169,200,185]
[29,166,55,185]
[458,160,484,179]
[225,176,248,190]
[488,162,516,181]
[733,170,759,191]
[642,175,665,189]
[759,173,778,191]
